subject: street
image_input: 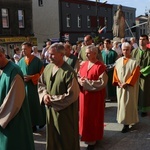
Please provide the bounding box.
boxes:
[34,101,150,150]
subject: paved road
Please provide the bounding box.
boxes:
[34,101,150,150]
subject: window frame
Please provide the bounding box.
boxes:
[1,8,9,28]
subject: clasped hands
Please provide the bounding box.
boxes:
[118,82,127,89]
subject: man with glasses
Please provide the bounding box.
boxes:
[78,35,93,64]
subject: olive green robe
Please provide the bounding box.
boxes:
[38,62,80,150]
[0,61,35,150]
[131,48,150,112]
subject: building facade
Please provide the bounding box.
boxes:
[0,0,36,57]
[33,0,136,49]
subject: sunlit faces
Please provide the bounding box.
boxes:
[122,46,131,57]
[139,37,149,46]
[85,48,96,60]
[48,48,63,65]
[21,45,32,56]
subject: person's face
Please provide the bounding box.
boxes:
[99,44,104,51]
[48,48,63,65]
[139,36,149,47]
[64,45,71,56]
[85,49,95,60]
[122,46,131,57]
[84,37,92,46]
[104,41,110,50]
[22,45,32,56]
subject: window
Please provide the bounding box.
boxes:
[66,2,70,7]
[18,10,25,28]
[38,0,43,7]
[1,8,9,28]
[87,16,91,28]
[78,4,81,8]
[78,15,82,28]
[87,5,91,9]
[66,14,71,27]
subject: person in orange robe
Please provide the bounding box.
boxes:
[113,42,140,133]
[78,45,108,150]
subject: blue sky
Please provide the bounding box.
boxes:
[105,0,150,16]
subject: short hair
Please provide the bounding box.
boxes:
[32,46,38,51]
[64,43,71,49]
[104,38,111,44]
[121,42,131,49]
[14,47,20,54]
[140,34,148,40]
[0,46,5,54]
[86,45,98,54]
[21,42,32,47]
[85,35,92,40]
[49,43,65,55]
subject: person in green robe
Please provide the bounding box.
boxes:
[64,43,79,72]
[131,34,150,117]
[0,46,35,150]
[102,38,118,101]
[18,42,46,132]
[38,43,80,150]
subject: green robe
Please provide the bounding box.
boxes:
[38,62,80,150]
[101,49,118,99]
[0,61,35,150]
[131,48,150,112]
[19,56,46,126]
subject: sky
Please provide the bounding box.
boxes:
[104,0,150,16]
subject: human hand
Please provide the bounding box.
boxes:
[43,94,51,106]
[24,75,32,82]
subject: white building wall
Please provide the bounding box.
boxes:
[32,0,59,49]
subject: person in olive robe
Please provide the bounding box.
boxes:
[64,43,79,72]
[113,42,140,133]
[18,42,46,132]
[0,46,35,150]
[131,34,150,117]
[38,43,80,150]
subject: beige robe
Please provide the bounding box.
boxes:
[113,57,139,125]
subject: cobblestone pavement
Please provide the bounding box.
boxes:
[34,101,150,150]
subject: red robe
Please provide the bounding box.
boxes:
[79,61,106,142]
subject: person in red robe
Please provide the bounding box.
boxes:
[78,45,108,150]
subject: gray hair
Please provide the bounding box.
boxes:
[49,43,65,55]
[121,42,131,49]
[0,46,5,54]
[86,45,98,54]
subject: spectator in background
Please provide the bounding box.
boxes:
[13,47,22,64]
[64,43,79,72]
[32,46,41,59]
[41,41,51,66]
[78,35,93,64]
[112,41,122,58]
[0,46,35,150]
[130,37,139,50]
[113,42,140,133]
